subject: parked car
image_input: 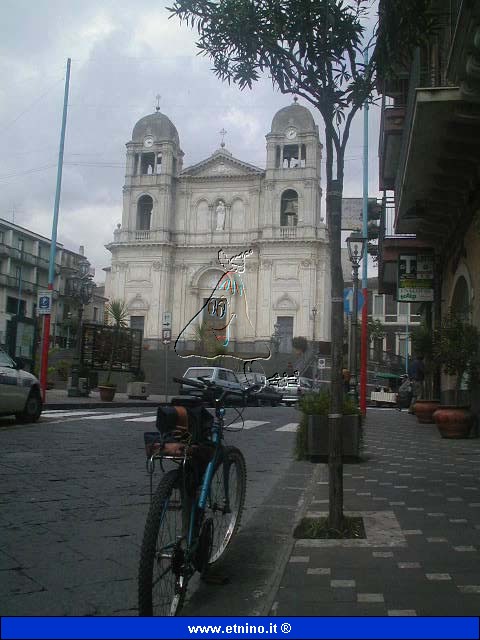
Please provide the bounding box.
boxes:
[277,376,316,406]
[0,348,42,422]
[237,373,283,407]
[179,366,244,402]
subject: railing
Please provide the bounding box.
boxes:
[0,242,49,268]
[0,273,38,293]
[134,230,151,241]
[280,226,297,239]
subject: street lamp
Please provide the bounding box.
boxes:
[67,259,96,397]
[346,232,367,404]
[271,322,280,355]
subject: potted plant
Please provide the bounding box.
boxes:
[127,368,150,400]
[98,299,129,402]
[296,390,361,459]
[410,323,440,423]
[432,311,480,438]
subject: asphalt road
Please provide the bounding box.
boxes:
[0,405,314,616]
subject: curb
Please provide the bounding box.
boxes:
[44,401,161,410]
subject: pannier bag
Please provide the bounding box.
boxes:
[145,403,214,456]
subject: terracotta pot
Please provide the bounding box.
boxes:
[98,385,116,402]
[433,405,474,438]
[414,400,440,424]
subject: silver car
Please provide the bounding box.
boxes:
[277,376,315,406]
[0,349,43,422]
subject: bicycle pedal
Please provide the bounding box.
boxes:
[201,572,230,585]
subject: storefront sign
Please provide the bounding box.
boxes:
[397,253,434,302]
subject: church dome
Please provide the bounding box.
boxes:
[271,101,316,134]
[132,110,179,145]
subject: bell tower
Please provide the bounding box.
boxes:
[123,100,184,236]
[264,99,323,229]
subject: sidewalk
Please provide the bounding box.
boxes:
[44,388,168,410]
[273,409,480,616]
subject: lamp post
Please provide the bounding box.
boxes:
[346,233,367,405]
[312,306,317,378]
[67,259,96,397]
[66,311,72,348]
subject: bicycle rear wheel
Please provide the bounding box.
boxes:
[138,469,187,616]
[206,446,246,564]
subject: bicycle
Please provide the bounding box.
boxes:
[137,375,258,616]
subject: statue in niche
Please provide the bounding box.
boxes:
[215,200,226,230]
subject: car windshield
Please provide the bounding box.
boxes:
[0,349,15,368]
[185,368,214,379]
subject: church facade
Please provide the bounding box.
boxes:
[105,101,331,353]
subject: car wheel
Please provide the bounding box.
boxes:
[16,388,42,424]
[271,400,278,407]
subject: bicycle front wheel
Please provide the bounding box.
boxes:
[206,446,247,565]
[138,469,187,616]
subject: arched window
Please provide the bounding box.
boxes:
[280,190,298,227]
[137,195,153,230]
[451,275,470,320]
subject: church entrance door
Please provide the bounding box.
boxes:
[276,316,293,353]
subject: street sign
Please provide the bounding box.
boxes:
[162,311,172,330]
[162,329,171,344]
[343,288,364,314]
[397,253,434,302]
[37,292,52,315]
[318,358,326,370]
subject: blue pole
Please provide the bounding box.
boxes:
[359,48,369,415]
[40,58,71,401]
[48,57,71,286]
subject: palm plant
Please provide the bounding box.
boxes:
[103,299,129,385]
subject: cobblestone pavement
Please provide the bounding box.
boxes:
[273,408,480,616]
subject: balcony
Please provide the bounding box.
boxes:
[109,228,172,245]
[0,273,37,293]
[394,48,480,244]
[378,79,408,191]
[0,242,50,269]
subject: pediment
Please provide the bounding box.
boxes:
[182,151,264,179]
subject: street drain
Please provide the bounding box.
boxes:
[293,516,366,539]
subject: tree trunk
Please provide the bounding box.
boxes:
[327,171,345,531]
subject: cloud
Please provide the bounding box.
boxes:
[0,0,380,284]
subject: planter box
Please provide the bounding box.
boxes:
[307,414,361,457]
[127,381,150,400]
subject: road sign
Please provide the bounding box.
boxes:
[318,358,326,370]
[343,288,364,314]
[37,292,52,315]
[162,311,172,330]
[162,329,171,344]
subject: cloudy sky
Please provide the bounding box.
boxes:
[0,0,380,281]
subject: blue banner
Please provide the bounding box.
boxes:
[1,617,479,640]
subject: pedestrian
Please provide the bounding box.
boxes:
[342,367,351,393]
[397,374,413,411]
[407,355,425,413]
[286,361,294,376]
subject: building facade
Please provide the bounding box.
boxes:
[377,0,480,404]
[106,101,331,353]
[0,219,105,362]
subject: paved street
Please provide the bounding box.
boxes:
[0,405,305,616]
[274,409,480,616]
[2,404,480,617]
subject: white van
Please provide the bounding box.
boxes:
[0,349,43,422]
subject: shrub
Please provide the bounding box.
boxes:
[292,336,308,353]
